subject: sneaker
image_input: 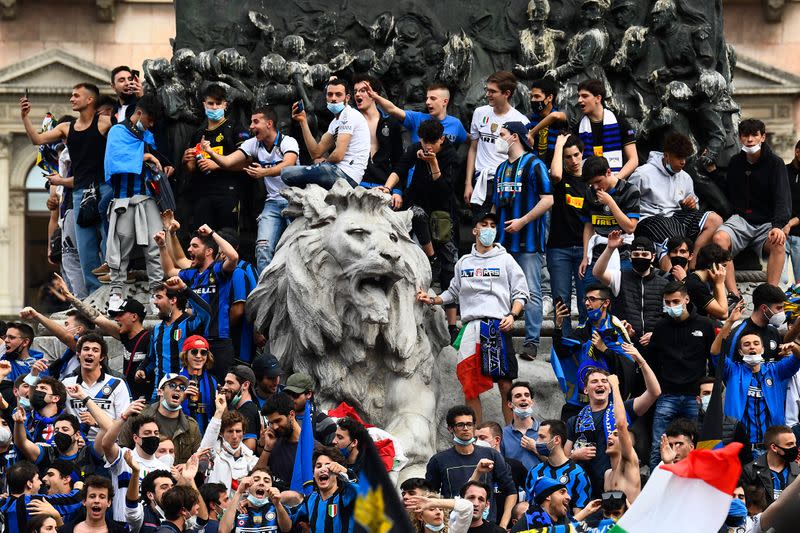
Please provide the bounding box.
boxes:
[518,343,538,361]
[91,263,110,276]
[98,273,111,283]
[108,294,124,313]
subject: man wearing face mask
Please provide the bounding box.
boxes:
[103,95,171,311]
[286,78,370,188]
[21,377,67,446]
[593,231,668,344]
[493,122,554,362]
[425,405,517,528]
[713,118,791,296]
[711,303,800,457]
[724,283,789,363]
[0,417,16,493]
[525,78,568,167]
[512,477,600,531]
[646,281,715,469]
[417,213,529,424]
[332,417,369,478]
[118,374,201,465]
[662,236,693,282]
[222,366,262,452]
[2,322,45,384]
[524,420,591,515]
[742,425,799,506]
[630,133,723,268]
[183,84,250,233]
[500,382,542,471]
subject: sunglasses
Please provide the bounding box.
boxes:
[165,382,187,392]
[189,349,209,356]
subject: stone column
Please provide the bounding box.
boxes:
[0,134,12,314]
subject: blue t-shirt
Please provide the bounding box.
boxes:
[179,261,232,339]
[403,110,468,145]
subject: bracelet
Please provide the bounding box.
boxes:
[209,230,215,237]
[81,397,91,406]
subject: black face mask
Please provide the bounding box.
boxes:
[631,257,652,274]
[531,99,547,114]
[54,432,73,454]
[139,435,160,456]
[670,256,689,269]
[778,444,799,464]
[30,391,48,411]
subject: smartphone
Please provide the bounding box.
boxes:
[24,88,29,99]
[131,69,140,79]
[295,100,304,112]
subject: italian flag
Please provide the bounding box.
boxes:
[610,442,743,533]
[453,322,493,400]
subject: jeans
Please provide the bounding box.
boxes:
[512,252,544,348]
[789,235,800,282]
[547,246,586,335]
[281,163,358,189]
[256,197,291,275]
[72,183,112,294]
[61,208,87,299]
[649,394,699,469]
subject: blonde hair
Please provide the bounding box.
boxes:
[412,493,449,533]
[179,347,215,370]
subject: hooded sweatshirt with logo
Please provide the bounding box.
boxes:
[629,150,696,219]
[440,243,529,322]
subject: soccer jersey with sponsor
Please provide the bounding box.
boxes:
[744,373,769,445]
[293,482,357,533]
[232,504,279,533]
[580,179,640,237]
[469,105,528,173]
[771,467,790,501]
[63,371,131,441]
[525,460,592,509]
[238,133,299,201]
[106,446,171,522]
[179,261,232,340]
[326,106,370,183]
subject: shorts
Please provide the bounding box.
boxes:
[637,210,709,253]
[717,214,773,257]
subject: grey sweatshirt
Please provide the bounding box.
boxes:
[629,150,697,219]
[440,243,529,322]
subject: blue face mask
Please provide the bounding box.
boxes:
[339,444,351,459]
[18,397,31,411]
[535,442,552,457]
[587,306,604,323]
[453,435,476,446]
[425,523,445,532]
[247,494,270,508]
[161,399,182,412]
[205,107,225,121]
[663,303,684,319]
[135,120,146,132]
[482,508,490,520]
[664,162,677,175]
[327,101,346,115]
[478,228,496,247]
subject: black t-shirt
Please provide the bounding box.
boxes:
[121,329,152,399]
[582,179,640,237]
[469,521,506,533]
[549,174,589,248]
[236,400,262,443]
[268,439,298,491]
[684,272,715,317]
[567,398,637,498]
[189,120,249,194]
[787,162,800,237]
[589,116,636,149]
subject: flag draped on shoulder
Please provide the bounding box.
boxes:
[290,401,315,495]
[609,443,743,533]
[353,436,415,533]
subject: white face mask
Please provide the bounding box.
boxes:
[158,453,175,469]
[221,440,242,456]
[700,395,711,412]
[0,426,11,446]
[765,307,786,328]
[742,143,762,155]
[513,406,533,419]
[742,353,764,367]
[495,137,511,155]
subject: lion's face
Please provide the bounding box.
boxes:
[324,210,410,325]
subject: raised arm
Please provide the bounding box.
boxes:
[101,398,146,462]
[622,343,661,415]
[199,137,249,170]
[549,133,569,184]
[291,104,335,159]
[51,274,121,339]
[200,391,226,450]
[592,230,623,288]
[609,374,635,463]
[155,230,181,278]
[124,449,145,533]
[20,97,69,146]
[197,224,238,274]
[219,477,251,533]
[363,81,406,121]
[12,407,42,461]
[19,306,77,350]
[711,302,744,356]
[704,263,729,320]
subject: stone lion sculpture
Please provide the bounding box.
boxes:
[246,180,450,475]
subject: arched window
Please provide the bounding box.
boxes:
[25,165,51,212]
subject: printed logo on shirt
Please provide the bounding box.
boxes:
[211,146,224,156]
[565,194,584,209]
[770,340,777,351]
[593,146,604,157]
[691,330,704,337]
[591,214,618,226]
[765,378,773,387]
[490,123,498,133]
[481,116,489,125]
[172,329,183,342]
[498,182,523,193]
[194,286,218,296]
[461,268,501,278]
[480,135,497,143]
[747,385,763,398]
[215,133,224,143]
[328,504,338,517]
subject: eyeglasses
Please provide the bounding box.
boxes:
[584,296,606,303]
[189,349,209,356]
[166,382,187,392]
[453,422,474,430]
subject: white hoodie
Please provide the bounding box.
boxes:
[440,243,529,322]
[200,417,258,496]
[629,150,697,219]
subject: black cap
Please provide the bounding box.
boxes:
[108,298,146,320]
[472,210,498,227]
[630,236,655,254]
[252,353,282,378]
[502,121,533,152]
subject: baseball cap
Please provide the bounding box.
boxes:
[108,298,146,320]
[158,373,190,390]
[472,210,498,227]
[229,365,257,387]
[284,372,314,395]
[630,236,655,254]
[182,335,210,352]
[502,121,533,152]
[252,353,281,378]
[532,476,567,505]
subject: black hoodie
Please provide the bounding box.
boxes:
[725,144,791,228]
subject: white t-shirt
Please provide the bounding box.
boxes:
[326,106,370,183]
[239,133,300,201]
[63,371,131,442]
[469,104,528,175]
[106,446,171,522]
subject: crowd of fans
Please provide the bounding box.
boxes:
[4,63,800,533]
